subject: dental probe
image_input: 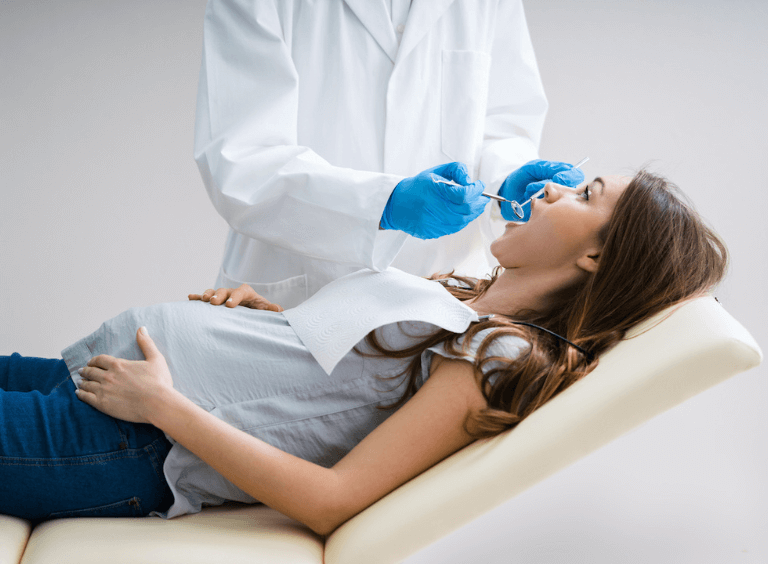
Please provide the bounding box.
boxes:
[511,157,589,209]
[572,156,590,169]
[481,156,589,204]
[504,156,589,218]
[429,157,589,211]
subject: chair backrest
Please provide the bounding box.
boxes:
[324,296,762,564]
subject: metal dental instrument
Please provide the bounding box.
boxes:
[503,156,590,219]
[572,156,590,169]
[429,156,589,220]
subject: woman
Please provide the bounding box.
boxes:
[0,171,726,535]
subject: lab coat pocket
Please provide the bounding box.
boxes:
[441,50,492,169]
[218,268,309,310]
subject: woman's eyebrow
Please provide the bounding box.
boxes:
[592,177,606,195]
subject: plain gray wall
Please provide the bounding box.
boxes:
[1,1,765,562]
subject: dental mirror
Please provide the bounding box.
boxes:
[429,157,589,219]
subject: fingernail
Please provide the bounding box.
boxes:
[227,298,233,302]
[140,326,148,336]
[78,368,84,374]
[212,295,217,300]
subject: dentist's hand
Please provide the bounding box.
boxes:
[498,160,585,221]
[380,162,489,239]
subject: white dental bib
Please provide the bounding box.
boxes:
[282,268,480,374]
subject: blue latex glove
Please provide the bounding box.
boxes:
[497,159,585,222]
[380,162,489,239]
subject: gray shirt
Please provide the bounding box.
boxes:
[62,292,527,518]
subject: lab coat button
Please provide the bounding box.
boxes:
[396,24,405,34]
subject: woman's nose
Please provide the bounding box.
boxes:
[542,182,565,202]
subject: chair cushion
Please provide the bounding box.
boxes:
[0,515,31,564]
[20,504,322,564]
[325,296,762,564]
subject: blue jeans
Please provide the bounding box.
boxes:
[0,353,174,521]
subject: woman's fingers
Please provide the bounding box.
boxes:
[189,288,231,304]
[188,288,216,302]
[78,378,96,392]
[135,327,161,361]
[222,284,250,307]
[78,365,105,383]
[209,288,232,305]
[86,354,114,370]
[188,285,283,311]
[243,296,283,312]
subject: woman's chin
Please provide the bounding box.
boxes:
[489,238,505,259]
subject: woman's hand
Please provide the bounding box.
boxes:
[188,284,284,312]
[76,327,176,425]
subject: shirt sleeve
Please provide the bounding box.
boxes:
[194,0,407,270]
[421,328,530,384]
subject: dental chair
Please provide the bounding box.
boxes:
[2,296,761,564]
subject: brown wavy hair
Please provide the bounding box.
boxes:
[359,170,728,439]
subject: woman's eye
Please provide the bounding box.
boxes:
[580,187,590,201]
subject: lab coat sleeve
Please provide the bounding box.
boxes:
[477,0,548,195]
[194,0,407,270]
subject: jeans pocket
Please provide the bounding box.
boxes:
[47,496,144,519]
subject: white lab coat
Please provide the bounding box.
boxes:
[195,0,547,308]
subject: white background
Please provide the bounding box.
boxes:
[1,1,765,562]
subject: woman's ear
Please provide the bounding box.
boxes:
[576,248,601,273]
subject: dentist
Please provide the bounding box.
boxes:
[194,0,583,308]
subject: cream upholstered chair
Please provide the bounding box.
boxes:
[4,296,762,564]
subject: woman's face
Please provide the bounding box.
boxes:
[490,175,630,272]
